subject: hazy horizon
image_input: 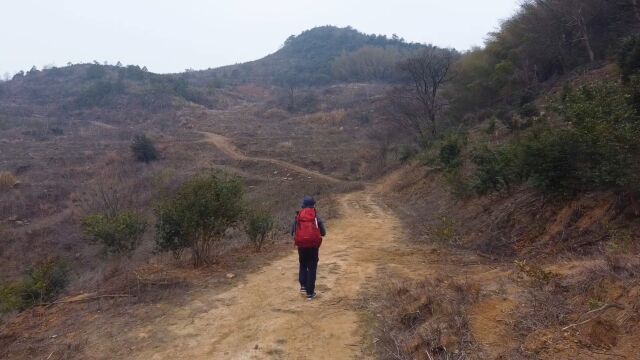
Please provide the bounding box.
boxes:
[2,0,520,77]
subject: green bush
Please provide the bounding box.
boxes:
[131,134,158,163]
[244,209,275,251]
[155,174,244,266]
[0,258,69,313]
[518,129,583,195]
[519,102,539,118]
[439,135,464,169]
[82,211,147,257]
[470,143,523,194]
[558,82,640,191]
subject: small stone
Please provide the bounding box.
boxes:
[226,273,236,279]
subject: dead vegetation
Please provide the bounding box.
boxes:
[366,277,482,360]
[0,171,18,191]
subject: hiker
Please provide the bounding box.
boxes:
[291,196,326,300]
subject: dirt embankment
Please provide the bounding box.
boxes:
[377,163,640,360]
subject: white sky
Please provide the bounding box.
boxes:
[1,0,520,76]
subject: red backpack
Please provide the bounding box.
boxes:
[295,208,322,248]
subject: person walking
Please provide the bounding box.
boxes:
[291,196,326,300]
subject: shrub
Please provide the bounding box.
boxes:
[470,143,523,194]
[439,135,464,169]
[244,209,275,251]
[397,145,417,164]
[0,171,18,192]
[485,117,497,134]
[82,211,147,257]
[519,102,539,118]
[49,127,64,135]
[0,258,69,313]
[155,174,244,266]
[518,129,583,195]
[131,134,158,163]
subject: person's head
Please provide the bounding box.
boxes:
[301,196,316,208]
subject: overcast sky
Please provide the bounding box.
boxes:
[2,0,521,76]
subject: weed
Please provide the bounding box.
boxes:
[0,172,18,192]
[514,260,557,285]
[0,258,69,313]
[430,215,461,245]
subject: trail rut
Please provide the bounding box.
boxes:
[199,131,343,184]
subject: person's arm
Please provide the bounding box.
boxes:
[317,216,326,237]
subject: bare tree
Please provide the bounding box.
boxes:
[388,47,455,146]
[572,6,596,63]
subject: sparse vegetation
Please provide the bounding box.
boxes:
[0,258,69,313]
[429,215,461,245]
[244,209,275,251]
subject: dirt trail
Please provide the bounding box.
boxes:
[199,131,343,184]
[127,190,403,359]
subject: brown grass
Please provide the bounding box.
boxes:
[366,276,481,360]
[0,172,18,191]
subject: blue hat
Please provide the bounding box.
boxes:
[302,196,316,208]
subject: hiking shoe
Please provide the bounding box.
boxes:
[306,292,316,300]
[299,287,306,294]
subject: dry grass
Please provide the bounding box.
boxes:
[262,108,289,120]
[365,276,481,360]
[300,109,347,126]
[510,256,640,357]
[0,172,18,192]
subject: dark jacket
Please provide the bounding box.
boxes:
[291,196,326,237]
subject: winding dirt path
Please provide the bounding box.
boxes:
[199,131,343,184]
[127,190,403,359]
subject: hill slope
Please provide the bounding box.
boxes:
[186,26,424,86]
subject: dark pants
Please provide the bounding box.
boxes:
[298,247,319,295]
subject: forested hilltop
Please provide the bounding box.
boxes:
[185,25,427,86]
